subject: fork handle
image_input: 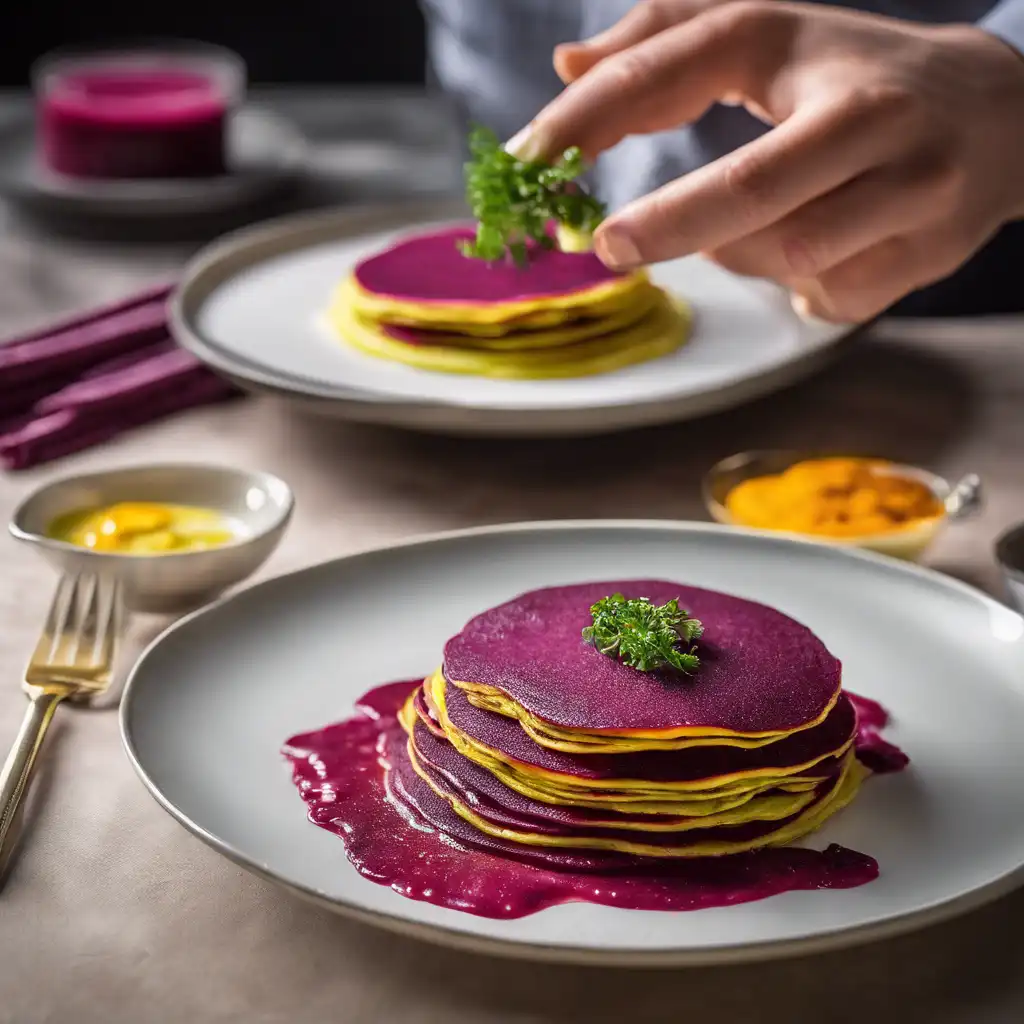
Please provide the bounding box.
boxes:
[0,692,64,884]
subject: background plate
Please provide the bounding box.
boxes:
[0,107,307,220]
[121,521,1024,966]
[171,202,858,436]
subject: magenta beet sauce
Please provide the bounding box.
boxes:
[39,69,228,179]
[282,681,908,920]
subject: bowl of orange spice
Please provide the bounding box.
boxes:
[703,451,981,561]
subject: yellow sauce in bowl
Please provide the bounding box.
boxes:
[47,502,242,555]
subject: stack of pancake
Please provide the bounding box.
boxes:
[393,580,866,868]
[327,225,690,379]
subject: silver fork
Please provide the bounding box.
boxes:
[0,574,123,884]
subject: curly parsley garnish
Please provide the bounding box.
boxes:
[459,126,607,266]
[582,594,704,674]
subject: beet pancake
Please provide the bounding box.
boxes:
[405,707,830,834]
[432,673,855,785]
[459,683,822,754]
[338,274,658,338]
[364,285,662,352]
[347,225,649,325]
[407,732,859,856]
[443,581,842,742]
[408,690,829,818]
[390,720,864,860]
[414,683,835,816]
[330,292,689,380]
[429,673,855,803]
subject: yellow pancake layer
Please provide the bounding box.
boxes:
[450,676,842,753]
[424,672,853,812]
[404,709,823,833]
[402,693,821,820]
[343,267,651,326]
[332,290,690,380]
[409,686,823,817]
[406,719,865,857]
[346,276,660,337]
[332,285,664,353]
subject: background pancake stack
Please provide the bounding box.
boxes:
[327,225,691,379]
[393,580,868,869]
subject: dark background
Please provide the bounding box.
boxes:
[2,1,1019,312]
[1,3,427,86]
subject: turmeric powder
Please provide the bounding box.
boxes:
[724,457,944,539]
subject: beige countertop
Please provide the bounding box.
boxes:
[2,172,1024,1024]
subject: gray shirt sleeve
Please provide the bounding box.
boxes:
[980,0,1024,52]
[420,0,582,144]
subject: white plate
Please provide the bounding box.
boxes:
[171,202,857,436]
[0,107,307,220]
[120,521,1024,967]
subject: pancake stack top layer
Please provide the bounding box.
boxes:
[395,580,866,866]
[327,226,691,379]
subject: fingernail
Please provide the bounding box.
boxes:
[579,26,616,48]
[791,291,838,325]
[595,225,643,270]
[504,124,545,161]
[791,293,814,318]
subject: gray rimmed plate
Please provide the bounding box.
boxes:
[169,201,861,436]
[120,520,1024,966]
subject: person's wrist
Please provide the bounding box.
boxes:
[944,24,1024,220]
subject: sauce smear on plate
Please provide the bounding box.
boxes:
[283,681,906,920]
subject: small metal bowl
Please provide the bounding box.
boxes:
[995,523,1024,614]
[702,449,981,562]
[9,463,293,614]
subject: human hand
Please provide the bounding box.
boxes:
[507,1,1024,322]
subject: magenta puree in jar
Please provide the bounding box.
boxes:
[34,42,245,180]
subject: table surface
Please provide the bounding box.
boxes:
[1,88,1023,1024]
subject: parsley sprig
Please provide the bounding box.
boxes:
[582,594,704,674]
[459,126,606,266]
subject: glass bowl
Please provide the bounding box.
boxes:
[702,449,981,562]
[32,39,246,180]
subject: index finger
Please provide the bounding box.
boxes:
[554,0,715,84]
[509,4,791,162]
[593,92,905,269]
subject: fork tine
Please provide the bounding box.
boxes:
[68,574,96,665]
[27,574,122,685]
[36,575,78,668]
[91,577,122,669]
[72,574,121,671]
